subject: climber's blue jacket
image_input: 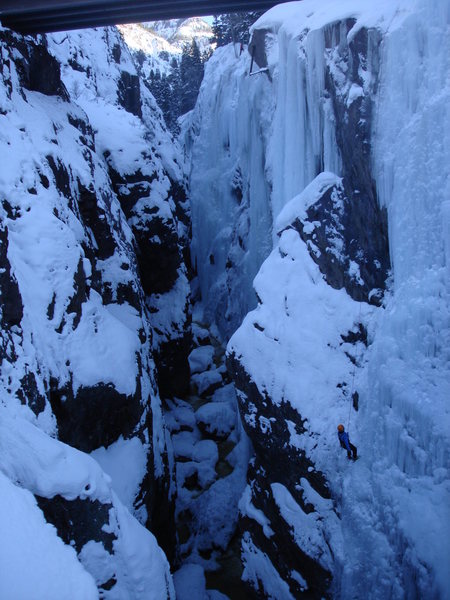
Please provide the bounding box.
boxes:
[338,430,351,452]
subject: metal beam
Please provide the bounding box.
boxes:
[0,0,280,34]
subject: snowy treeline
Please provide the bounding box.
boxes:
[119,19,213,133]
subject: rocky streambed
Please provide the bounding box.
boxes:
[165,320,251,599]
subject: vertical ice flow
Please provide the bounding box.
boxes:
[185,46,273,336]
[343,1,450,597]
[186,24,342,335]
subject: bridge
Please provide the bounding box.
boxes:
[0,0,280,34]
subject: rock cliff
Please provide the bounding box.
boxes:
[0,24,190,597]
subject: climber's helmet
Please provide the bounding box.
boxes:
[337,424,344,432]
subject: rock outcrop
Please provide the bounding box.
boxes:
[227,173,367,597]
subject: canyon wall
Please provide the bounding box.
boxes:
[0,24,191,598]
[185,0,450,597]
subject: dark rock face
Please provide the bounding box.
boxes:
[107,164,185,295]
[49,379,143,453]
[325,23,377,189]
[112,43,122,64]
[36,495,115,553]
[46,154,72,200]
[16,372,46,416]
[67,114,96,152]
[36,495,118,591]
[227,353,333,599]
[248,28,270,72]
[0,227,23,328]
[77,182,117,261]
[135,215,181,295]
[169,177,193,280]
[0,227,47,419]
[65,258,88,329]
[241,461,332,599]
[139,448,177,565]
[286,177,389,305]
[153,330,191,399]
[18,39,70,99]
[229,358,329,498]
[117,70,142,118]
[320,23,390,304]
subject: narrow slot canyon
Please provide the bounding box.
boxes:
[0,1,449,599]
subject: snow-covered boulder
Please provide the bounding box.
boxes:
[195,402,237,440]
[188,344,215,374]
[173,563,215,600]
[191,368,224,397]
[192,321,212,346]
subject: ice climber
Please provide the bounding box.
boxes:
[337,424,357,460]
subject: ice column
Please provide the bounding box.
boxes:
[346,1,450,596]
[186,46,273,336]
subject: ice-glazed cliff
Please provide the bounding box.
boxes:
[184,40,274,338]
[185,0,450,597]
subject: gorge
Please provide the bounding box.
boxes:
[0,1,449,599]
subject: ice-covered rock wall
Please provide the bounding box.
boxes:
[185,2,390,339]
[358,0,450,595]
[0,23,191,598]
[184,45,273,338]
[186,0,449,597]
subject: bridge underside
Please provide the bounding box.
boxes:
[0,0,280,34]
